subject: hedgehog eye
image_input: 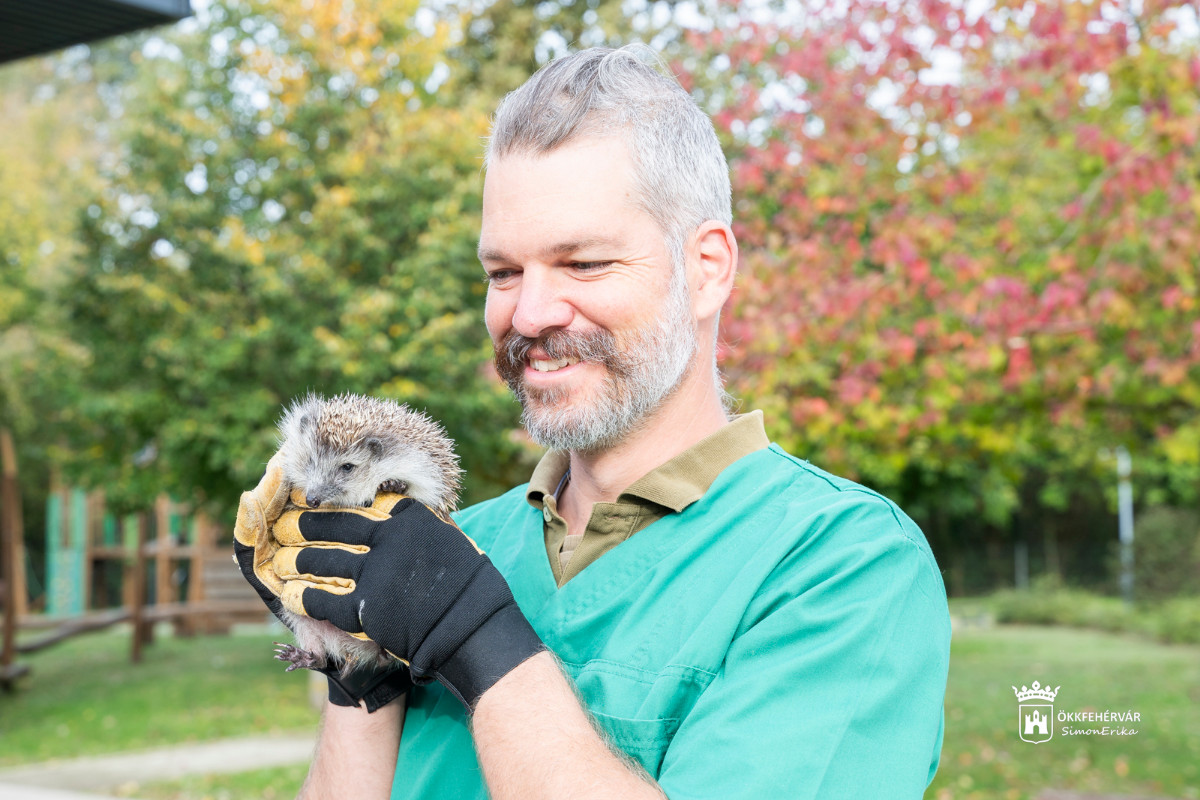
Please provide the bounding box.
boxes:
[340,463,355,473]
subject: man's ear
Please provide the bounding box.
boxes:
[687,220,738,322]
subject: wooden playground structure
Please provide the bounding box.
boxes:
[0,430,266,689]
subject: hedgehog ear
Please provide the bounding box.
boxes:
[365,437,383,457]
[298,413,316,433]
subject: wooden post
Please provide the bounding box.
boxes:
[129,513,150,663]
[1,428,21,679]
[1,430,27,617]
[190,512,211,634]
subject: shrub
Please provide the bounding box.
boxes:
[990,577,1137,633]
[1153,596,1200,645]
[1118,506,1200,601]
[984,578,1200,645]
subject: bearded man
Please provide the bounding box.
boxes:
[239,46,951,800]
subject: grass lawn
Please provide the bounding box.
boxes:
[0,624,319,767]
[928,624,1200,799]
[113,764,310,800]
[2,620,1198,800]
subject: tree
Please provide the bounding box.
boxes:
[9,0,680,517]
[682,0,1200,583]
[447,0,663,98]
[57,0,522,511]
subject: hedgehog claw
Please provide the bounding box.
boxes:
[274,642,325,671]
[378,479,408,495]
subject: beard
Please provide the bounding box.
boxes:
[493,270,697,453]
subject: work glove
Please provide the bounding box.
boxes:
[232,453,292,618]
[233,458,412,711]
[271,497,545,711]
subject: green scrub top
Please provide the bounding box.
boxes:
[392,444,950,799]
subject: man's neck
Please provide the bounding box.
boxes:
[557,378,730,524]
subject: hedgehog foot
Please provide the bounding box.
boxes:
[377,479,409,496]
[274,642,326,672]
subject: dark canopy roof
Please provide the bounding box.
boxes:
[0,0,193,64]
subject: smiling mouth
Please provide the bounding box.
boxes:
[529,356,581,373]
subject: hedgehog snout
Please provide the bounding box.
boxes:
[305,492,324,508]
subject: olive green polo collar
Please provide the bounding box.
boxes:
[526,410,770,513]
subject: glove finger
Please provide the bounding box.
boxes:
[378,496,418,516]
[294,584,364,633]
[233,454,290,547]
[275,507,388,547]
[233,490,265,548]
[281,544,367,583]
[233,541,278,604]
[234,537,285,597]
[233,541,288,623]
[258,452,293,520]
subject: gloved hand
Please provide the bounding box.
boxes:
[233,453,292,619]
[271,497,545,711]
[234,459,412,712]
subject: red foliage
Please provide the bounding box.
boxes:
[684,0,1200,517]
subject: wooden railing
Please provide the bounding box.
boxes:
[0,431,267,689]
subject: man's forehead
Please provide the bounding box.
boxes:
[480,138,637,206]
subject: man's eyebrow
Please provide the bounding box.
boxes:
[546,236,620,256]
[478,236,623,264]
[477,245,512,265]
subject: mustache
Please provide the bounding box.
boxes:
[494,328,627,388]
[500,328,617,365]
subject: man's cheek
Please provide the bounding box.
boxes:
[483,314,503,344]
[483,293,510,342]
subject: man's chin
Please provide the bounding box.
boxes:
[516,379,576,407]
[522,404,610,451]
[520,398,586,430]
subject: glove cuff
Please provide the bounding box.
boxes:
[325,664,413,713]
[434,602,544,712]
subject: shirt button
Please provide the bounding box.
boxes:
[543,506,552,522]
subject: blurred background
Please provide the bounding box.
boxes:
[0,1,1197,799]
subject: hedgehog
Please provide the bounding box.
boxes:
[269,392,462,674]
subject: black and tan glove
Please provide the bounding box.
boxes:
[232,453,292,619]
[272,497,545,711]
[234,459,412,711]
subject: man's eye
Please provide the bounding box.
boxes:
[484,270,516,284]
[572,261,612,271]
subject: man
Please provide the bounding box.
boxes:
[236,46,950,799]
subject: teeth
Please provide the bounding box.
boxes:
[530,357,579,373]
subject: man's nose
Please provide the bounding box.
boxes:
[511,269,574,339]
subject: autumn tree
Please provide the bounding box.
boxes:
[54,0,523,511]
[683,0,1200,585]
[0,53,113,577]
[16,0,1195,589]
[8,0,679,518]
[447,0,671,97]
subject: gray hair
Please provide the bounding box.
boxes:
[485,45,732,271]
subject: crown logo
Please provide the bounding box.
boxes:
[1012,681,1059,703]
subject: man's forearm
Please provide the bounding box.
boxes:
[472,652,667,800]
[299,697,404,800]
